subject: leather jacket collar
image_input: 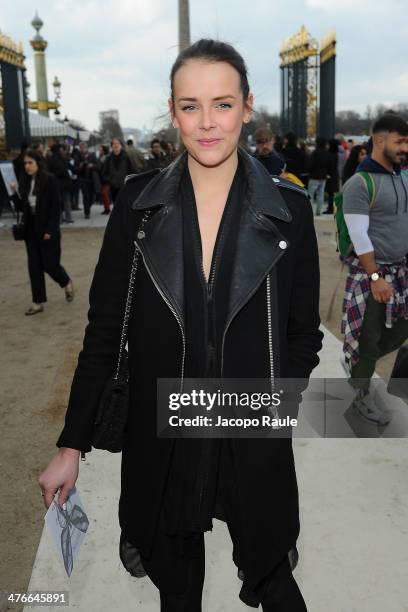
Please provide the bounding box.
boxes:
[132,148,292,223]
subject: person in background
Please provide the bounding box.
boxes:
[253,127,285,175]
[335,134,348,182]
[324,139,340,214]
[98,145,112,215]
[282,132,307,183]
[47,144,73,224]
[10,149,74,315]
[102,138,135,204]
[75,142,97,219]
[126,139,146,173]
[160,140,172,163]
[146,138,169,170]
[274,134,284,155]
[33,142,46,159]
[167,141,178,161]
[342,113,408,424]
[69,146,81,211]
[341,145,367,184]
[298,139,310,187]
[307,137,332,215]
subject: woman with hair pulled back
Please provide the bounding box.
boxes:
[39,39,322,610]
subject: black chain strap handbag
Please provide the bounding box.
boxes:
[91,211,150,452]
[12,210,26,241]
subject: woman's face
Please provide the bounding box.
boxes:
[112,140,122,155]
[170,60,253,168]
[24,156,39,176]
[358,148,367,163]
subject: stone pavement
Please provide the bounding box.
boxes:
[23,326,408,612]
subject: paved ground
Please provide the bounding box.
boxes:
[0,206,407,611]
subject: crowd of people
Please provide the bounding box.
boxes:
[249,126,406,216]
[12,137,179,223]
[8,137,179,315]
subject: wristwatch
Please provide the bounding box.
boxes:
[370,271,383,282]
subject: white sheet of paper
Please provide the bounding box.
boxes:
[44,487,89,577]
[0,162,18,196]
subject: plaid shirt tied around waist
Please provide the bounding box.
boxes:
[341,256,408,365]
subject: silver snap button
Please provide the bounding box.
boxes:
[279,240,287,250]
[137,230,146,239]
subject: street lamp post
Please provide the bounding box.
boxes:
[28,13,62,116]
[53,75,61,115]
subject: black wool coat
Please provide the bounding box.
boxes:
[57,149,323,583]
[12,172,61,239]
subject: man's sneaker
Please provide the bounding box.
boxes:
[351,390,391,426]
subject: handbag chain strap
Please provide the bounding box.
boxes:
[114,210,151,380]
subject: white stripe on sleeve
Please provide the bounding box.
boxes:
[344,213,374,255]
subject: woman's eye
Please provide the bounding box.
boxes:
[181,105,196,112]
[217,103,232,110]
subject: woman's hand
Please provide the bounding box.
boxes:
[43,233,51,240]
[38,448,80,509]
[10,181,17,194]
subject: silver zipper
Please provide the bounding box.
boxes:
[266,273,280,425]
[266,274,275,383]
[134,241,186,390]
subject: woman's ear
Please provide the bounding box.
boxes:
[243,93,254,124]
[168,98,179,129]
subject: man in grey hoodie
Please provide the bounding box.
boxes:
[342,113,408,424]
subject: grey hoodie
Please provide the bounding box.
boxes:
[342,157,408,262]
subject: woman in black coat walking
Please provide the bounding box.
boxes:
[11,150,74,315]
[39,40,323,610]
[102,138,135,204]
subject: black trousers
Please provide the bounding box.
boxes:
[24,233,70,303]
[141,510,307,612]
[110,186,121,204]
[79,179,94,217]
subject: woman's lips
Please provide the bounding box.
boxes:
[197,139,221,148]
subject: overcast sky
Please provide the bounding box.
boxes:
[3,0,407,132]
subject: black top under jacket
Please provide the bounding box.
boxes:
[163,160,245,538]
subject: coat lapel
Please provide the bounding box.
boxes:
[131,149,293,332]
[225,150,292,328]
[132,154,187,327]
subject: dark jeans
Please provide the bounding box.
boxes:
[141,510,306,611]
[25,232,70,303]
[350,293,408,390]
[71,179,80,208]
[61,190,72,223]
[110,186,121,204]
[79,179,94,217]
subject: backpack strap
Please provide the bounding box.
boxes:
[356,171,376,208]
